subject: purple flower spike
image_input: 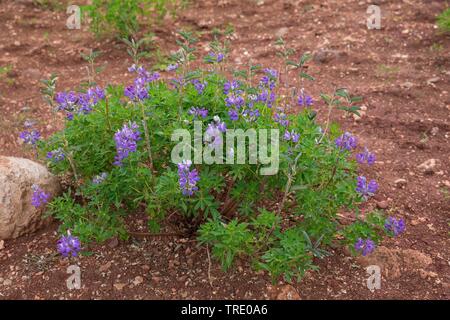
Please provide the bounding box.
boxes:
[298,93,314,107]
[113,122,141,166]
[47,148,65,163]
[166,63,179,71]
[57,231,81,257]
[188,107,208,119]
[274,112,289,127]
[385,217,406,236]
[31,184,50,208]
[191,79,207,95]
[177,160,200,196]
[228,109,239,121]
[356,147,376,165]
[283,130,300,143]
[354,238,375,256]
[20,129,40,146]
[335,132,358,151]
[356,176,378,198]
[92,172,108,184]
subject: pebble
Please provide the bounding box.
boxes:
[376,201,389,209]
[133,276,144,286]
[417,159,438,174]
[113,283,126,291]
[430,127,439,136]
[3,279,12,286]
[0,240,4,250]
[394,178,407,188]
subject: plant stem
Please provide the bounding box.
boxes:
[139,102,154,171]
[104,97,112,132]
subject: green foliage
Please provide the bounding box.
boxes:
[82,0,186,39]
[437,7,450,33]
[35,36,392,282]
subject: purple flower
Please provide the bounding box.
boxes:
[92,172,108,184]
[259,69,277,91]
[264,68,278,78]
[20,130,41,146]
[125,65,159,101]
[188,107,208,119]
[124,83,149,101]
[242,108,260,122]
[385,217,405,236]
[177,160,200,196]
[31,184,50,208]
[208,52,225,63]
[274,112,289,127]
[223,80,240,95]
[225,94,245,108]
[171,76,186,90]
[335,132,358,151]
[354,238,375,256]
[166,63,179,71]
[47,148,65,163]
[228,109,239,121]
[216,121,227,133]
[191,79,207,95]
[356,176,378,198]
[283,130,300,143]
[356,147,376,165]
[55,91,78,112]
[113,122,141,166]
[57,231,81,257]
[298,92,314,107]
[205,120,225,147]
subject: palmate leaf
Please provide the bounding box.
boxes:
[300,72,315,81]
[337,105,361,116]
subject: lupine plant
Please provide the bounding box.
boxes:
[29,35,405,280]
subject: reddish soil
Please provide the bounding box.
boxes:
[0,0,449,299]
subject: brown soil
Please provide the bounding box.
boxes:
[0,0,449,299]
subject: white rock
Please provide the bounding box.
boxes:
[417,158,438,174]
[394,178,407,188]
[0,156,60,240]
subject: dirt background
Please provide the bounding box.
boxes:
[0,0,449,299]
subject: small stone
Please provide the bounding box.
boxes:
[376,201,389,209]
[430,127,439,136]
[99,261,112,273]
[394,178,407,188]
[419,270,438,279]
[0,240,4,250]
[426,77,440,86]
[270,285,301,300]
[313,49,346,64]
[113,283,126,291]
[3,279,12,286]
[275,27,289,38]
[133,276,144,286]
[152,276,161,283]
[401,82,414,89]
[417,159,438,174]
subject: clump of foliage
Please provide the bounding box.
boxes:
[437,7,450,33]
[82,0,187,39]
[26,33,405,282]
